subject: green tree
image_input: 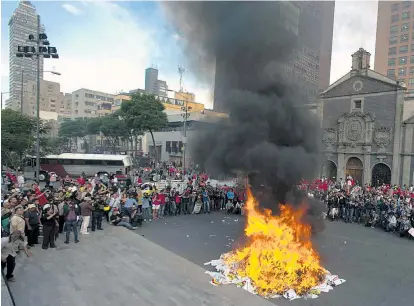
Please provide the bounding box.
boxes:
[99,114,130,154]
[1,109,49,170]
[58,117,91,152]
[120,94,168,161]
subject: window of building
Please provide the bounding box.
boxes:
[398,78,406,84]
[387,69,396,77]
[410,67,414,75]
[400,56,408,64]
[402,11,411,19]
[392,14,399,23]
[389,47,397,55]
[392,3,400,11]
[412,43,414,51]
[409,78,414,86]
[351,98,363,112]
[403,1,411,8]
[390,36,398,44]
[411,56,414,63]
[401,33,409,42]
[401,22,409,32]
[400,45,409,53]
[399,67,407,76]
[389,58,396,66]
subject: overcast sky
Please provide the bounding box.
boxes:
[0,1,379,109]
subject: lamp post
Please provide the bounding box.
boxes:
[16,14,59,183]
[167,90,192,174]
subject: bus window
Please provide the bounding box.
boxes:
[85,160,102,165]
[49,159,58,164]
[73,160,86,165]
[105,160,123,166]
[62,159,73,165]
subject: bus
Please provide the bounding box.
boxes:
[24,153,133,180]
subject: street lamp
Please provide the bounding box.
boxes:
[16,14,59,183]
[167,90,192,174]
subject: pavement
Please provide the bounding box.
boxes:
[1,276,14,306]
[6,210,414,306]
[136,211,414,306]
[7,224,273,306]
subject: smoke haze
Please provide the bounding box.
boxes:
[162,2,323,224]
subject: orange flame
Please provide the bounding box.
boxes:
[223,187,326,297]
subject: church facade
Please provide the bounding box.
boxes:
[313,48,414,186]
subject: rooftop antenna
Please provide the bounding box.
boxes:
[178,64,185,92]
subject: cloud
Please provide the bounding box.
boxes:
[44,2,161,96]
[62,3,83,16]
[330,1,378,83]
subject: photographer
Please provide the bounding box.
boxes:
[91,195,105,231]
[41,204,58,249]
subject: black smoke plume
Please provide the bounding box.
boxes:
[162,2,324,227]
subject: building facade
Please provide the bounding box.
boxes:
[213,1,335,112]
[7,1,45,110]
[144,67,168,97]
[21,79,66,117]
[70,88,115,118]
[145,68,158,94]
[317,48,413,186]
[374,1,414,88]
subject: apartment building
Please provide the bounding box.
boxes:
[375,1,414,87]
[21,79,67,117]
[70,88,115,118]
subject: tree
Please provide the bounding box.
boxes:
[1,109,49,170]
[58,117,90,152]
[99,114,130,154]
[120,94,168,161]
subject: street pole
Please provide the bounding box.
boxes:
[35,14,41,184]
[183,100,187,174]
[20,69,24,114]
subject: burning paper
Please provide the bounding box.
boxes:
[204,188,346,300]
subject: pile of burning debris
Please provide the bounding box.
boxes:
[205,256,345,300]
[204,188,346,301]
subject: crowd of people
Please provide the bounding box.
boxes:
[300,177,414,240]
[1,167,246,282]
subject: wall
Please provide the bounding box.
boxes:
[22,80,65,117]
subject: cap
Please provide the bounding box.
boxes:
[28,204,36,209]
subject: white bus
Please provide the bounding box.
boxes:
[24,153,133,179]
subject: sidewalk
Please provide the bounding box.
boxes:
[1,276,14,306]
[8,226,275,306]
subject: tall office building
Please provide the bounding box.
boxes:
[374,1,414,89]
[7,1,44,110]
[145,68,159,95]
[144,67,168,96]
[213,1,335,112]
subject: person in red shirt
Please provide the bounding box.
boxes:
[77,176,86,186]
[32,184,48,206]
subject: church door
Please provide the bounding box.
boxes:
[371,163,391,186]
[346,157,363,185]
[321,160,337,180]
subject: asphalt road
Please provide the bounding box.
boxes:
[135,211,414,306]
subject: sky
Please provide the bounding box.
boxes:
[0,1,378,109]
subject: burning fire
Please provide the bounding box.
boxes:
[222,187,326,297]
